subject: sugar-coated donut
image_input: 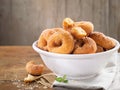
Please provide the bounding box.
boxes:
[37,28,64,51]
[37,29,56,51]
[89,32,116,50]
[62,18,74,32]
[37,18,116,54]
[47,29,74,54]
[26,61,44,76]
[73,37,97,54]
[75,21,94,35]
[71,27,87,39]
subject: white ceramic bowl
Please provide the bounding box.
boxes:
[32,38,120,79]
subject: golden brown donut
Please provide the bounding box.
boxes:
[26,61,44,76]
[73,37,97,54]
[89,32,116,50]
[47,29,74,54]
[71,27,87,39]
[96,45,104,53]
[37,29,56,51]
[62,18,74,32]
[37,28,64,51]
[75,21,94,35]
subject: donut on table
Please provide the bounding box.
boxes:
[73,37,97,54]
[26,61,44,76]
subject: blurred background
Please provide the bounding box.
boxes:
[0,0,120,45]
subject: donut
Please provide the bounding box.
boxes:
[75,21,94,35]
[96,45,104,53]
[47,29,74,54]
[62,18,74,32]
[37,28,64,51]
[73,39,84,50]
[37,29,56,51]
[73,37,97,54]
[26,61,44,76]
[89,32,116,50]
[71,27,87,39]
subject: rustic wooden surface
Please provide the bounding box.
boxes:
[0,0,120,45]
[0,46,53,90]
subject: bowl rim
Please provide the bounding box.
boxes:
[32,38,120,58]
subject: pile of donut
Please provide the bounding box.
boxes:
[37,18,116,54]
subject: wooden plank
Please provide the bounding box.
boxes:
[0,0,11,44]
[92,0,109,35]
[66,0,93,21]
[0,0,66,45]
[109,0,120,42]
[0,0,119,45]
[10,0,45,45]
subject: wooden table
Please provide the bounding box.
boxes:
[0,46,120,90]
[0,46,55,90]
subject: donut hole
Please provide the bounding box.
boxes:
[76,39,84,48]
[81,41,85,47]
[53,39,62,47]
[73,37,97,54]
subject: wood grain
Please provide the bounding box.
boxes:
[0,46,52,80]
[0,46,54,90]
[0,0,120,45]
[109,0,120,40]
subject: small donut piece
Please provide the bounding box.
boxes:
[89,32,116,50]
[62,18,74,32]
[96,45,104,53]
[75,21,94,35]
[71,27,87,39]
[26,61,44,76]
[73,37,97,54]
[37,29,56,51]
[47,29,74,54]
